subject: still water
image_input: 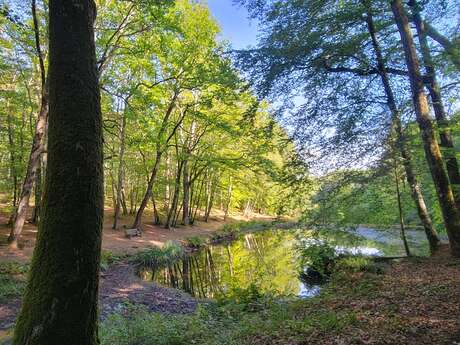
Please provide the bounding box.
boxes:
[140,226,428,299]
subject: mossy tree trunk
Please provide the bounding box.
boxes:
[391,0,460,257]
[13,0,103,344]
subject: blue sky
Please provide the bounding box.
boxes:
[206,0,259,49]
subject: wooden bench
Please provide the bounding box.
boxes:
[124,228,142,239]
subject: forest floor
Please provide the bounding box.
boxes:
[96,246,460,345]
[0,261,198,333]
[0,206,274,262]
[1,246,459,344]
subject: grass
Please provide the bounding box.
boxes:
[184,236,207,249]
[130,241,185,271]
[0,262,28,303]
[100,257,382,345]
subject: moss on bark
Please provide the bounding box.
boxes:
[13,1,103,344]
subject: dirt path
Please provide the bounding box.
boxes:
[0,262,197,332]
[0,208,274,262]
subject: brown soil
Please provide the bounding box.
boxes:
[0,262,198,332]
[302,245,460,345]
[0,207,274,262]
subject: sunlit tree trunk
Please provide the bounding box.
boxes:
[391,0,460,257]
[13,0,103,343]
[409,0,460,207]
[113,108,127,229]
[394,163,411,257]
[182,158,191,225]
[364,4,440,252]
[8,0,48,248]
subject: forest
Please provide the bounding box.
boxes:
[0,0,459,344]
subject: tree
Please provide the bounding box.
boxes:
[8,0,48,248]
[13,0,103,343]
[391,0,460,257]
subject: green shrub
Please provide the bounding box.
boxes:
[296,239,336,277]
[185,236,206,249]
[100,250,123,271]
[131,241,185,270]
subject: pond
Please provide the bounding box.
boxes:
[140,226,430,299]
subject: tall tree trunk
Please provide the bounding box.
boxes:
[409,0,460,206]
[204,173,215,222]
[151,194,161,225]
[113,109,127,229]
[13,1,103,344]
[6,103,19,209]
[166,160,184,229]
[224,177,232,221]
[8,0,48,248]
[132,151,162,229]
[364,5,440,252]
[394,163,411,257]
[182,158,190,226]
[131,93,181,229]
[391,0,460,257]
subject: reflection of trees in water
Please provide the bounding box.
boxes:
[148,247,223,298]
[144,230,302,298]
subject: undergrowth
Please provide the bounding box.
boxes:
[0,262,28,303]
[100,257,381,345]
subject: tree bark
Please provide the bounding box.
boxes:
[391,0,460,257]
[409,0,460,207]
[394,163,411,257]
[132,151,162,229]
[113,109,127,229]
[364,4,440,252]
[6,102,19,209]
[166,160,184,229]
[8,0,48,248]
[13,0,103,344]
[131,93,180,229]
[182,158,191,225]
[31,157,42,225]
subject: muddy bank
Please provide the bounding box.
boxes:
[0,263,197,332]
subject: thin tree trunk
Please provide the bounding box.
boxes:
[113,108,127,229]
[131,93,181,229]
[394,163,411,257]
[132,151,162,229]
[364,5,440,252]
[151,194,160,225]
[121,188,128,215]
[13,1,103,343]
[409,0,460,206]
[182,158,191,225]
[6,103,19,209]
[8,0,48,248]
[391,0,460,257]
[224,177,232,221]
[205,175,215,222]
[166,160,184,229]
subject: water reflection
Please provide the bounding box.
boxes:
[140,226,427,299]
[141,230,321,298]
